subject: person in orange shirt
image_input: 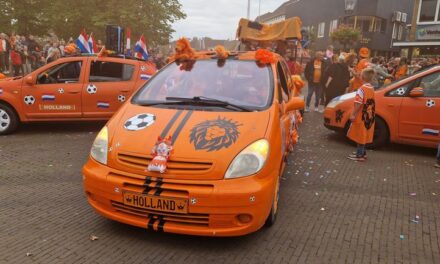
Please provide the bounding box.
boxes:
[350,47,370,92]
[394,57,408,80]
[347,68,376,161]
[304,51,327,112]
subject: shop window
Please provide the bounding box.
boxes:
[419,0,438,22]
[317,22,325,38]
[329,20,338,36]
[89,61,135,82]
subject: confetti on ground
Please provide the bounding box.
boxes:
[26,253,32,257]
[304,172,310,177]
[320,207,325,211]
[400,235,405,240]
[409,192,416,196]
[90,235,99,241]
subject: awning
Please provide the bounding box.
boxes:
[236,17,302,41]
[393,41,440,47]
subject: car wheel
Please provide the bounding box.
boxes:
[0,103,19,135]
[368,117,389,149]
[265,176,280,227]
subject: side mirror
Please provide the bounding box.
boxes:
[409,87,424,98]
[284,97,305,113]
[25,75,34,85]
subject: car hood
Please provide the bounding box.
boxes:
[108,105,271,180]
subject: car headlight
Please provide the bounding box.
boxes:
[326,92,356,108]
[90,126,108,165]
[225,139,269,179]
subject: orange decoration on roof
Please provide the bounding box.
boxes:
[214,45,229,60]
[169,38,195,62]
[255,49,276,64]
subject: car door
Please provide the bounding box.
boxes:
[21,59,84,119]
[399,70,440,144]
[82,58,136,118]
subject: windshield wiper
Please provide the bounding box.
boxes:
[149,96,253,112]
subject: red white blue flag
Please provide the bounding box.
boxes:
[88,32,98,53]
[76,29,91,54]
[126,28,132,56]
[134,35,149,60]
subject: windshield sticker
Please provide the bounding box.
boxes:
[87,84,97,94]
[118,95,126,102]
[190,117,242,152]
[24,95,35,105]
[58,88,64,94]
[335,110,345,123]
[42,94,56,101]
[124,113,156,131]
[422,129,439,136]
[426,100,435,108]
[396,87,406,96]
[97,101,110,108]
[147,136,173,174]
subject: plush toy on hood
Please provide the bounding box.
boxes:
[147,136,173,174]
[168,38,195,63]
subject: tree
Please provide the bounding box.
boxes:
[330,25,361,51]
[0,0,186,44]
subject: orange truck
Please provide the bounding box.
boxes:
[0,55,156,134]
[324,65,440,148]
[82,49,305,236]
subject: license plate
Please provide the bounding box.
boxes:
[123,192,188,214]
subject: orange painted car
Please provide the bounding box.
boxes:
[82,51,305,236]
[0,55,156,134]
[324,65,440,148]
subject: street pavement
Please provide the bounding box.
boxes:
[0,113,439,264]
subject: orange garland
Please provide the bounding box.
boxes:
[255,49,276,64]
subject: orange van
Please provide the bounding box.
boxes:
[82,50,305,236]
[324,65,440,148]
[0,55,156,134]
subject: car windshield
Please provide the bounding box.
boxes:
[133,60,272,110]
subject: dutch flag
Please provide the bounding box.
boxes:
[42,94,55,101]
[134,35,149,60]
[126,28,131,57]
[88,32,98,53]
[76,29,92,54]
[140,74,151,80]
[97,102,110,108]
[422,128,439,136]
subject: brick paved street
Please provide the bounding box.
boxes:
[1,113,439,264]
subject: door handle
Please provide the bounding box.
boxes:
[68,90,80,94]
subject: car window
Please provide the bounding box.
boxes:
[37,61,82,84]
[277,62,289,102]
[386,81,415,97]
[419,71,440,97]
[133,60,273,110]
[89,61,135,82]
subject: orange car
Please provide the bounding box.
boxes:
[82,50,305,236]
[0,55,156,134]
[324,65,440,148]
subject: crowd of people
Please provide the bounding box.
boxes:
[286,45,439,113]
[0,32,167,78]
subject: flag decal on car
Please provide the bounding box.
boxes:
[140,74,151,80]
[422,128,439,136]
[42,94,56,101]
[97,102,110,108]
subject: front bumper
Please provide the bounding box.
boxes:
[82,158,277,237]
[324,107,347,132]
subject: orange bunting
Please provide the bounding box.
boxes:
[169,38,195,62]
[255,49,276,64]
[214,45,229,60]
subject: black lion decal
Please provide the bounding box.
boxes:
[335,109,345,123]
[190,117,242,151]
[362,99,376,130]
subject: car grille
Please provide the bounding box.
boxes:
[111,201,209,226]
[117,152,213,175]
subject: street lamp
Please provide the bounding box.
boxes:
[345,0,357,14]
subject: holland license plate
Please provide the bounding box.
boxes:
[123,192,188,214]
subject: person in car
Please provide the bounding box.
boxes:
[347,68,376,162]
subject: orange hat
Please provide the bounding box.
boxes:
[359,47,370,58]
[64,44,77,55]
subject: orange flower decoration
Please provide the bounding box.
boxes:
[214,45,229,60]
[255,49,276,64]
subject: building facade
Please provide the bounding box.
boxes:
[394,0,440,57]
[257,0,414,57]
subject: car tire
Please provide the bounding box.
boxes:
[0,103,19,135]
[265,176,280,227]
[368,117,389,149]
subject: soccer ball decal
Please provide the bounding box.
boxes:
[426,99,435,108]
[124,113,156,131]
[140,65,146,72]
[118,95,126,102]
[24,95,35,105]
[87,84,97,94]
[396,88,405,96]
[58,88,64,94]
